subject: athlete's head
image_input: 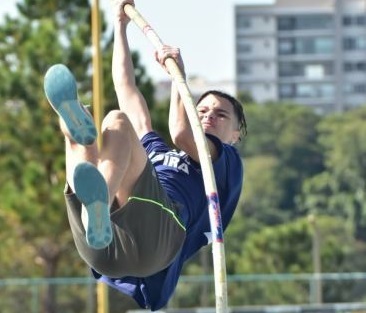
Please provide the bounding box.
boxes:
[196,90,247,144]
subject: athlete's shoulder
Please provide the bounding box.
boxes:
[141,131,171,153]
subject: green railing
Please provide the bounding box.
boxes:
[1,273,366,312]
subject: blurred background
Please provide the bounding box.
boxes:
[1,0,366,312]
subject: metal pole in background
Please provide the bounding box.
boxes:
[334,0,344,112]
[91,0,109,312]
[91,0,104,148]
[308,214,322,304]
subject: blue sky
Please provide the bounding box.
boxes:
[1,0,274,82]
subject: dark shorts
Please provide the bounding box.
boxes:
[65,160,186,278]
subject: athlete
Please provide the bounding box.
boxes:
[44,0,246,310]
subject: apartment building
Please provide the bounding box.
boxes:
[154,77,235,103]
[235,0,366,113]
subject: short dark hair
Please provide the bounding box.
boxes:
[196,90,247,139]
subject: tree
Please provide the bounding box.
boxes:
[0,1,156,311]
[237,103,324,224]
[296,107,366,240]
[229,216,355,305]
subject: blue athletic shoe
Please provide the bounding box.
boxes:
[44,64,97,145]
[73,162,113,250]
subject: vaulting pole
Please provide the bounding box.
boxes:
[123,5,228,312]
[91,0,109,312]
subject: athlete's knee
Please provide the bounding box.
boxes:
[101,110,132,132]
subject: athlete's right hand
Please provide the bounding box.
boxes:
[155,45,186,78]
[111,0,134,25]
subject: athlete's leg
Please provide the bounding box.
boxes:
[62,116,99,192]
[64,110,185,277]
[97,110,147,209]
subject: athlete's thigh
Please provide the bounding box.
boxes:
[100,110,148,203]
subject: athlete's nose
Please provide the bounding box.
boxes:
[203,112,215,120]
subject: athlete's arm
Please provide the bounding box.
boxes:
[156,46,218,163]
[112,0,152,139]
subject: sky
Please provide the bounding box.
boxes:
[0,0,274,82]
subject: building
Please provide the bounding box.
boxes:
[154,76,235,103]
[235,0,366,113]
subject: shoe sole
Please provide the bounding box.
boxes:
[73,162,113,250]
[44,64,97,145]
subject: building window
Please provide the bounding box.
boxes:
[344,61,366,72]
[238,61,252,74]
[358,62,366,71]
[279,84,295,97]
[279,62,333,78]
[298,84,315,97]
[278,15,333,31]
[343,37,366,51]
[320,84,335,97]
[357,16,366,26]
[315,38,334,54]
[343,16,352,26]
[236,15,251,28]
[237,43,252,53]
[343,15,366,26]
[355,84,366,94]
[238,84,251,94]
[279,63,301,77]
[278,37,334,55]
[278,39,294,55]
[279,83,334,98]
[278,17,294,30]
[305,65,325,79]
[344,84,366,94]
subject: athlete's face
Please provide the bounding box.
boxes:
[197,94,240,144]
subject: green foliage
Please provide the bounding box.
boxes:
[241,155,288,224]
[226,216,355,305]
[237,103,324,224]
[150,98,170,143]
[296,106,366,240]
[0,0,96,282]
[2,0,366,309]
[0,0,158,310]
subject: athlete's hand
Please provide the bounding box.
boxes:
[111,0,134,24]
[155,45,186,78]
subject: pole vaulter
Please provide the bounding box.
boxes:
[123,4,229,313]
